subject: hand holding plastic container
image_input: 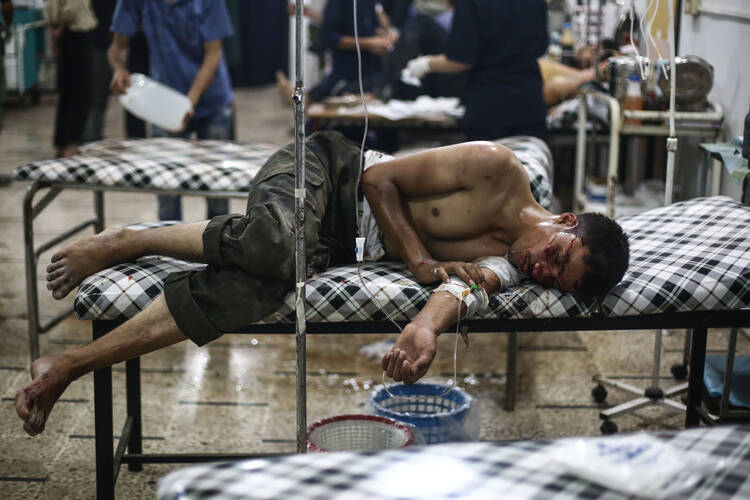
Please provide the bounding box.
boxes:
[118,73,192,132]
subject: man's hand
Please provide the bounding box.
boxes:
[382,321,437,385]
[365,34,393,55]
[49,26,64,58]
[412,259,485,287]
[109,68,131,94]
[173,106,194,134]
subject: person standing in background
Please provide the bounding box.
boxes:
[123,27,148,139]
[44,0,97,157]
[404,0,549,141]
[0,0,14,134]
[108,0,235,221]
[309,0,394,102]
[0,0,13,186]
[379,0,464,101]
[81,0,115,143]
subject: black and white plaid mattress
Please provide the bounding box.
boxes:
[494,135,554,210]
[74,196,750,322]
[155,425,750,500]
[12,137,553,206]
[13,138,280,192]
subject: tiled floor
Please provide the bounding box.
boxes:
[0,87,747,499]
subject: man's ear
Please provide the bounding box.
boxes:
[556,212,578,228]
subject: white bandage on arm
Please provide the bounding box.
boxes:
[475,256,523,290]
[406,55,431,79]
[434,277,490,317]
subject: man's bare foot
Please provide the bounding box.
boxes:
[381,322,437,385]
[46,227,134,299]
[16,354,74,436]
[61,143,79,158]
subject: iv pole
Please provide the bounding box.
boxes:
[292,0,308,454]
[664,0,678,205]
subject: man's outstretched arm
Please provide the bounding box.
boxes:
[382,266,503,384]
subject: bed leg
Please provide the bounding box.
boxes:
[94,321,115,500]
[126,357,143,471]
[505,331,518,411]
[685,326,707,428]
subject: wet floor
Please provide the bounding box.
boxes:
[0,86,747,498]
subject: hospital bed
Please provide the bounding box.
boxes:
[14,138,750,499]
[13,137,281,362]
[13,135,553,365]
[154,424,750,499]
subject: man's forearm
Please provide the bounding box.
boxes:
[188,42,222,106]
[427,55,471,74]
[413,268,502,334]
[336,35,390,54]
[107,36,129,72]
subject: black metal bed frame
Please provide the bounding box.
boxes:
[91,308,750,499]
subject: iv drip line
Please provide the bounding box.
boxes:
[350,0,466,398]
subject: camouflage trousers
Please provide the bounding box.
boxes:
[163,130,363,345]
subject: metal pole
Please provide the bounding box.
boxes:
[23,184,42,364]
[293,0,308,454]
[665,0,678,205]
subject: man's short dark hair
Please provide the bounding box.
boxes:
[573,212,629,300]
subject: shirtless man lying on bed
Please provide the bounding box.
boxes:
[16,131,628,436]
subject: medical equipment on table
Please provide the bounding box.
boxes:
[608,55,647,103]
[656,55,714,111]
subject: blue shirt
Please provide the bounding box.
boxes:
[320,0,381,83]
[112,0,234,120]
[446,0,548,132]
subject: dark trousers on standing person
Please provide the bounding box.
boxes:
[54,31,92,151]
[81,46,112,143]
[152,104,236,221]
[125,30,149,138]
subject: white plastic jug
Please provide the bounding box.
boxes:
[118,73,191,132]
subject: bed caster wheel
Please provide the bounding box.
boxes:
[592,384,608,403]
[600,420,618,435]
[671,363,687,380]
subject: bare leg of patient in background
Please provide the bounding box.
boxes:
[17,221,210,436]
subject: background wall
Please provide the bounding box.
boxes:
[678,4,750,200]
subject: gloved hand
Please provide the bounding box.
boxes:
[406,55,432,80]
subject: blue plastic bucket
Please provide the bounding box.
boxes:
[370,383,474,444]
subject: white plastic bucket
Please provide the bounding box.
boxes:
[306,414,414,452]
[118,73,191,132]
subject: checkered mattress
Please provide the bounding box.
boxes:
[12,137,554,206]
[156,425,750,500]
[74,196,750,323]
[13,138,280,192]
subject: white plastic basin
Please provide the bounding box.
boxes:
[118,73,191,132]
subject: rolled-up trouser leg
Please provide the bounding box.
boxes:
[162,132,347,345]
[203,143,332,281]
[163,266,293,346]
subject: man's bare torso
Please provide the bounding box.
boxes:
[374,143,538,263]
